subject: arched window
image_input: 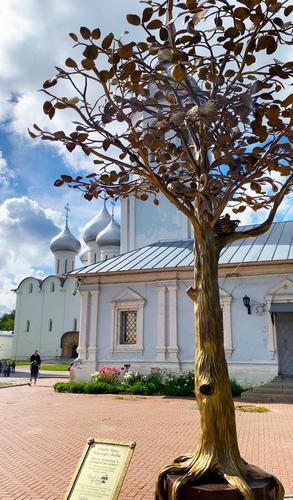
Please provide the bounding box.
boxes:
[25,320,30,332]
[48,319,53,332]
[65,259,67,273]
[28,283,33,293]
[50,282,55,292]
[57,259,60,274]
[73,318,77,331]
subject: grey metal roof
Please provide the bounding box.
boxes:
[70,220,293,276]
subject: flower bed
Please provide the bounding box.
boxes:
[54,365,245,397]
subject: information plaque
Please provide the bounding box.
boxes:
[64,438,136,500]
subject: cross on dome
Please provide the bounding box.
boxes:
[64,203,70,224]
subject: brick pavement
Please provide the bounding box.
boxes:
[0,378,293,499]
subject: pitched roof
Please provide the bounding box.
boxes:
[69,220,293,276]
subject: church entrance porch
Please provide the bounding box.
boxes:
[61,331,79,359]
[276,312,293,377]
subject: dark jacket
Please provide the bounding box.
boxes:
[30,354,41,365]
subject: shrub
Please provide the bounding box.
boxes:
[230,378,245,397]
[143,371,164,392]
[93,367,120,383]
[54,371,244,398]
[163,371,195,397]
[122,370,142,385]
[125,381,158,395]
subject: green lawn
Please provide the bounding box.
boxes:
[9,361,68,371]
[41,364,68,371]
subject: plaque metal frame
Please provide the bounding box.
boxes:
[64,437,136,500]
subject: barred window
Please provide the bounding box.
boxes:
[119,310,137,344]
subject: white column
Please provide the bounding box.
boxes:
[120,198,128,253]
[221,297,233,358]
[88,290,99,363]
[128,196,136,250]
[77,290,89,360]
[167,285,179,363]
[156,286,166,361]
[265,297,277,359]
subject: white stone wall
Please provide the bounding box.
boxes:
[121,195,191,253]
[53,251,76,275]
[0,332,14,359]
[13,276,80,360]
[75,271,293,386]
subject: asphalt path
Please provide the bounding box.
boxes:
[0,364,68,385]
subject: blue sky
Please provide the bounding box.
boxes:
[0,0,134,314]
[0,0,292,314]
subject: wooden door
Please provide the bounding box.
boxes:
[276,313,293,377]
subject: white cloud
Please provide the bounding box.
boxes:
[0,0,136,174]
[0,151,14,189]
[0,0,134,128]
[0,197,61,313]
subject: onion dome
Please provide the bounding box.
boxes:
[82,206,111,244]
[50,222,81,254]
[96,218,120,247]
[79,247,89,263]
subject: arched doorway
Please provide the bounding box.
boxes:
[61,332,79,358]
[71,345,78,359]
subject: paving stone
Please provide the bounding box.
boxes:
[0,378,293,498]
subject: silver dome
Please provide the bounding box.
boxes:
[80,247,89,263]
[96,218,120,247]
[50,222,81,254]
[82,206,111,244]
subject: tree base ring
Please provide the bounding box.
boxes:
[166,467,278,499]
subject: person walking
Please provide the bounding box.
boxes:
[30,350,41,385]
[3,361,10,377]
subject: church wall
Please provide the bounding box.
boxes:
[53,251,76,275]
[176,279,194,363]
[0,332,14,359]
[221,272,293,386]
[135,197,189,249]
[121,195,191,252]
[13,278,43,359]
[62,279,80,335]
[13,277,81,359]
[39,278,66,357]
[83,270,293,386]
[96,282,151,364]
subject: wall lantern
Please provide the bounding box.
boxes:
[243,295,251,315]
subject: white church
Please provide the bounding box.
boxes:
[12,195,293,386]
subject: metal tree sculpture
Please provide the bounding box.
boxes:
[30,0,293,498]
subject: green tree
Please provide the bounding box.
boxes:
[30,0,292,498]
[0,310,15,331]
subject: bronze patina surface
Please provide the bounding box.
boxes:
[166,469,278,500]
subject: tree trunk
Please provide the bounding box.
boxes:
[155,222,284,500]
[192,222,247,484]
